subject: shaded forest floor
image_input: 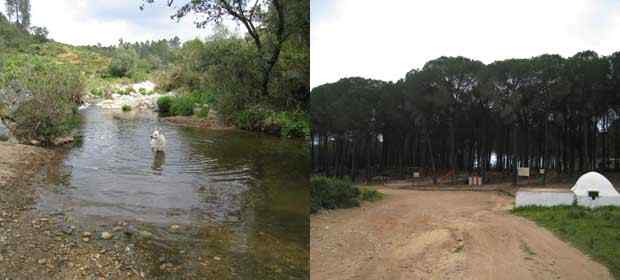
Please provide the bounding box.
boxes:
[310,187,613,280]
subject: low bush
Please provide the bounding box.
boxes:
[233,107,269,131]
[232,107,310,138]
[311,176,360,213]
[157,95,196,117]
[269,111,310,138]
[0,54,84,144]
[157,96,173,116]
[90,88,104,97]
[170,95,194,116]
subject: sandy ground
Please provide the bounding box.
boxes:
[0,142,52,186]
[311,189,613,280]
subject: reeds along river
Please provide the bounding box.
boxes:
[34,107,309,279]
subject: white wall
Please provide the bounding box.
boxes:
[515,191,575,207]
[516,191,620,208]
[576,195,620,208]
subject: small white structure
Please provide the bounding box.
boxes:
[571,172,620,208]
[515,172,620,208]
[571,172,619,197]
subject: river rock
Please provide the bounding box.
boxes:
[125,224,137,236]
[52,136,74,146]
[101,232,113,240]
[61,224,73,235]
[138,230,153,239]
[81,232,92,238]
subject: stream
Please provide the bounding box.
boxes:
[31,107,309,279]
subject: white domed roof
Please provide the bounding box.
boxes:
[571,172,619,197]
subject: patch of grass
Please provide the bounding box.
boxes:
[513,206,620,278]
[360,187,384,202]
[121,105,132,112]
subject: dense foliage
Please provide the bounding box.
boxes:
[513,206,620,278]
[143,0,310,138]
[0,54,84,143]
[312,53,620,181]
[0,0,310,141]
[310,176,360,213]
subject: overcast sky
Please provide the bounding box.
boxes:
[30,0,240,46]
[311,0,620,88]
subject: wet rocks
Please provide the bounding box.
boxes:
[101,232,113,240]
[60,224,74,235]
[170,224,180,231]
[124,224,137,236]
[138,231,153,239]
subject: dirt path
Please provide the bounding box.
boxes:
[311,189,613,280]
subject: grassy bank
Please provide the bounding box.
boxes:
[513,206,620,278]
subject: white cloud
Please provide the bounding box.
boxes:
[311,0,620,88]
[30,0,242,46]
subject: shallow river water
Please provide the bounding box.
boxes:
[34,107,309,279]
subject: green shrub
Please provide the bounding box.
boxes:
[107,49,139,78]
[360,188,384,202]
[157,95,195,117]
[90,88,103,97]
[233,107,269,131]
[157,96,173,116]
[170,95,194,116]
[270,111,310,138]
[122,105,132,112]
[0,54,84,144]
[311,176,360,213]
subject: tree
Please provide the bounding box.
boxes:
[142,0,308,99]
[29,26,48,42]
[5,0,29,29]
[421,57,484,173]
[311,51,620,182]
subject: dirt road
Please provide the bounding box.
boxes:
[311,189,613,280]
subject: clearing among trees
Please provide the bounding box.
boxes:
[311,188,613,280]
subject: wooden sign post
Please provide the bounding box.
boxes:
[518,167,530,185]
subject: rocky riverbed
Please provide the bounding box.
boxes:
[0,144,248,279]
[90,81,174,111]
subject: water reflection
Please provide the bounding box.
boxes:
[151,151,166,173]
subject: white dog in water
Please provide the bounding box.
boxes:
[150,129,167,152]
